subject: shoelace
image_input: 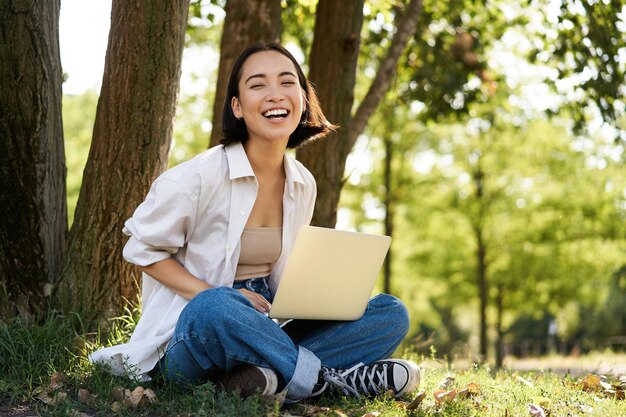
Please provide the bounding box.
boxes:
[314,362,389,399]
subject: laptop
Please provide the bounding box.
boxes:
[269,225,391,321]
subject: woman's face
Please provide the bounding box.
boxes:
[231,50,305,147]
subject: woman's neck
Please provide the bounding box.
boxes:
[243,140,286,179]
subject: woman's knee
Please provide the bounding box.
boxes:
[370,293,410,336]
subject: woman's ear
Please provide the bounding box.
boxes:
[231,96,242,119]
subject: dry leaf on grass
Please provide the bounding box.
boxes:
[36,391,67,406]
[111,401,123,412]
[49,372,67,390]
[77,388,90,402]
[406,389,426,410]
[458,382,481,399]
[438,375,456,389]
[111,387,126,402]
[434,388,457,405]
[259,389,287,407]
[527,403,546,417]
[516,375,535,388]
[361,412,381,417]
[580,374,602,392]
[300,405,331,416]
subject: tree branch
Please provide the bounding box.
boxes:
[348,0,423,149]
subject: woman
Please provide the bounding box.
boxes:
[90,43,420,403]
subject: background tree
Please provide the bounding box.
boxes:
[530,0,626,141]
[59,1,191,320]
[208,0,282,148]
[297,0,423,227]
[0,0,66,317]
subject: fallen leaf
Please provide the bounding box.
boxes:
[37,391,67,406]
[50,372,67,390]
[527,403,546,417]
[300,405,331,416]
[361,412,381,417]
[581,374,602,392]
[406,389,426,410]
[36,392,53,405]
[334,410,349,417]
[615,389,625,400]
[458,382,482,399]
[574,402,593,413]
[438,375,456,389]
[434,388,457,405]
[77,388,90,402]
[143,387,157,403]
[123,386,145,408]
[111,401,123,412]
[516,376,535,388]
[111,387,125,402]
[259,389,287,408]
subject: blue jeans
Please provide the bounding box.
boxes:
[157,277,409,402]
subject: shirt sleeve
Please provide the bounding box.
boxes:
[122,178,197,266]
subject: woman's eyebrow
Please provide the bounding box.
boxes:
[244,71,296,84]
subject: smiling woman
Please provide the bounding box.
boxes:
[89,42,420,405]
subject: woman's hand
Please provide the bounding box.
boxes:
[237,288,272,314]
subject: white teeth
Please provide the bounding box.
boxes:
[263,109,288,117]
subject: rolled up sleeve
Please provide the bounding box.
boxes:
[122,178,197,266]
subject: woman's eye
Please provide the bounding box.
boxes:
[282,80,295,86]
[250,84,265,89]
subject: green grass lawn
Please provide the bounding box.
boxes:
[1,313,625,417]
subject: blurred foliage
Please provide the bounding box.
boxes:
[529,0,626,141]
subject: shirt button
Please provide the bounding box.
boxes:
[239,209,246,216]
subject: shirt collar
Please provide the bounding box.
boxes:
[226,142,306,188]
[225,142,255,180]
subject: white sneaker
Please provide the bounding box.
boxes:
[311,359,420,398]
[219,365,278,397]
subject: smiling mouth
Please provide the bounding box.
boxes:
[262,109,289,119]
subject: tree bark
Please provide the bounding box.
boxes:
[208,0,282,148]
[494,283,504,369]
[473,167,489,362]
[297,0,422,227]
[348,0,423,148]
[383,134,394,295]
[296,0,365,227]
[59,1,190,320]
[0,0,66,317]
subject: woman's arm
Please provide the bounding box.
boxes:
[141,258,271,312]
[141,258,211,300]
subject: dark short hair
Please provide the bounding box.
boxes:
[220,43,336,149]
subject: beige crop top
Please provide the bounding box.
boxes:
[235,227,282,280]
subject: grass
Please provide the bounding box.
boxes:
[1,312,625,417]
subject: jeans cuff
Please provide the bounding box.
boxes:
[283,346,320,402]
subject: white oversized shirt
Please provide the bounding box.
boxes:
[89,143,316,379]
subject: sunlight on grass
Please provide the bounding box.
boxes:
[1,311,625,416]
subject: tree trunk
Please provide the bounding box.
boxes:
[0,0,66,318]
[473,167,489,362]
[383,134,394,295]
[296,0,365,227]
[297,0,422,228]
[208,0,282,148]
[59,1,190,320]
[494,283,504,369]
